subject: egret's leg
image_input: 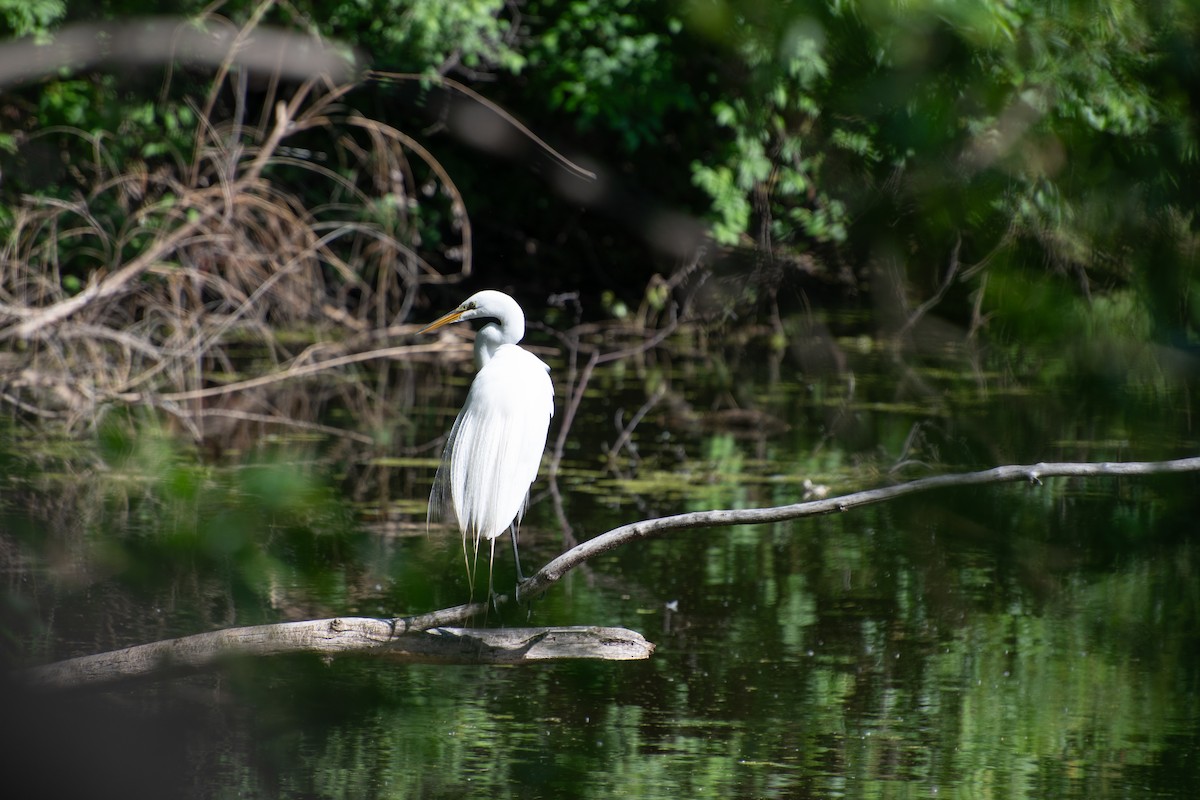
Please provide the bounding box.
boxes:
[488,537,501,613]
[509,523,526,583]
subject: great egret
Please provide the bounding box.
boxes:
[419,290,554,596]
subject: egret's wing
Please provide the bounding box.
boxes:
[429,404,487,588]
[506,353,555,530]
[428,414,461,530]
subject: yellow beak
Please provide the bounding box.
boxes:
[418,308,467,334]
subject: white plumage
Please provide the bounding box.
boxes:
[419,290,553,592]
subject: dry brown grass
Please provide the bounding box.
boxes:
[0,14,472,443]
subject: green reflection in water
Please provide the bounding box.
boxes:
[127,487,1191,800]
[1,316,1197,799]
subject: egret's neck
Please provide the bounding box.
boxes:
[491,298,525,345]
[474,323,506,369]
[466,291,527,369]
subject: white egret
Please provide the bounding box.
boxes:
[419,290,554,597]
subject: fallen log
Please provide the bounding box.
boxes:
[24,620,655,689]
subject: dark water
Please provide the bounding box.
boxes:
[2,314,1198,798]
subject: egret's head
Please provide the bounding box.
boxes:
[419,290,524,341]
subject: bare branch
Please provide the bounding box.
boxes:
[118,342,446,404]
[7,203,222,340]
[517,456,1200,600]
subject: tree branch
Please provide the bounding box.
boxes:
[516,456,1200,600]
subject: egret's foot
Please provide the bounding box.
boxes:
[514,578,542,621]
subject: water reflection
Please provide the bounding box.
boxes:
[1,314,1198,798]
[227,521,1194,799]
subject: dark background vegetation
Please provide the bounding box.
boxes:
[4,0,1198,343]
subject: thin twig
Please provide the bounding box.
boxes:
[547,309,682,481]
[606,382,666,466]
[367,70,597,182]
[190,408,376,445]
[895,235,961,342]
[118,342,448,404]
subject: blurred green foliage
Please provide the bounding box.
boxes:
[2,0,1198,340]
[0,0,63,39]
[677,0,1198,335]
[2,418,365,638]
[320,0,526,73]
[94,420,355,587]
[523,0,696,150]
